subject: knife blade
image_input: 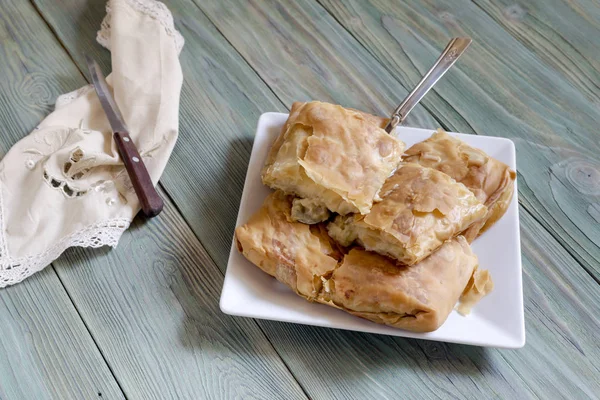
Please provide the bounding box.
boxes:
[85,55,164,218]
[86,56,129,134]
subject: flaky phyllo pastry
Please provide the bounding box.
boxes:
[403,129,516,241]
[456,268,494,316]
[235,192,491,332]
[261,101,405,222]
[327,164,487,265]
[235,191,343,301]
[321,238,478,332]
[236,107,504,333]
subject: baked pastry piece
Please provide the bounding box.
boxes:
[262,101,405,219]
[320,237,479,332]
[235,193,493,332]
[327,163,487,265]
[403,129,516,241]
[234,191,343,300]
[456,269,494,315]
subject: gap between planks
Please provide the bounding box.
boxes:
[519,200,600,286]
[25,1,599,397]
[311,0,599,286]
[313,0,455,132]
[27,1,311,396]
[27,1,128,397]
[50,265,129,400]
[31,0,599,351]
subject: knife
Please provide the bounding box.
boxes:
[85,55,164,217]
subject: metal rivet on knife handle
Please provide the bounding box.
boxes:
[85,54,164,218]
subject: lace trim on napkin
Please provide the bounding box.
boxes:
[0,188,131,288]
[97,0,185,54]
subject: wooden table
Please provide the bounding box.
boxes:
[1,0,599,398]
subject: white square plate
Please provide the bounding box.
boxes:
[220,112,525,348]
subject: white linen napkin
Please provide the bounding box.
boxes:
[0,0,184,287]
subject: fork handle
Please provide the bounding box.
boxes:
[114,131,164,217]
[385,37,472,133]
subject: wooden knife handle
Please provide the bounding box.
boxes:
[114,131,164,217]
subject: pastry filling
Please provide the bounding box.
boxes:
[291,197,331,224]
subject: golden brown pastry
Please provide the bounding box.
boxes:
[403,129,516,241]
[327,163,487,265]
[262,101,405,217]
[456,269,494,315]
[320,237,478,332]
[236,193,493,332]
[234,191,343,300]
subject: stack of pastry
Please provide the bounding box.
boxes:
[235,101,515,332]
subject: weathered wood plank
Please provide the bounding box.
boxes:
[32,0,600,398]
[174,0,438,129]
[53,186,307,400]
[0,1,127,398]
[183,0,435,125]
[471,0,600,103]
[0,270,125,400]
[316,0,600,279]
[155,0,600,398]
[0,3,82,151]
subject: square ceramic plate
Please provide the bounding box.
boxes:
[220,112,525,348]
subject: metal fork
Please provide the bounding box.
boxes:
[384,37,472,133]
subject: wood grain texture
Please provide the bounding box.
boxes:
[471,0,600,103]
[13,0,600,398]
[35,0,600,398]
[316,0,600,280]
[159,0,600,398]
[0,1,82,155]
[0,1,125,399]
[53,186,307,400]
[191,0,440,126]
[0,270,124,400]
[14,0,309,398]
